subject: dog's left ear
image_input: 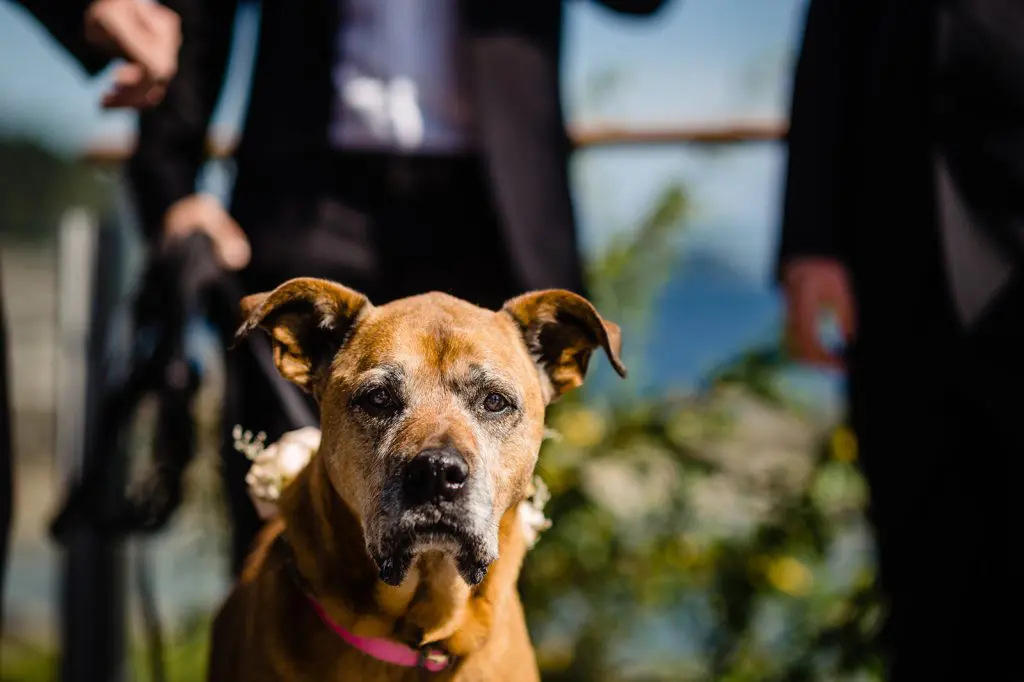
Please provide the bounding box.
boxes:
[502,289,626,402]
[234,277,372,396]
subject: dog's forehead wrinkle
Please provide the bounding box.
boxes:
[467,363,520,391]
[422,318,460,363]
[356,362,404,384]
[414,319,496,379]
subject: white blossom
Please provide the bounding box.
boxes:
[238,426,320,520]
[519,476,553,549]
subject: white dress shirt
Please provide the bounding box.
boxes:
[330,0,476,154]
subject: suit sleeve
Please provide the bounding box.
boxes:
[126,0,239,242]
[776,0,869,277]
[12,0,110,74]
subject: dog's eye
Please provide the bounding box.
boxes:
[360,387,397,415]
[368,388,393,408]
[482,392,510,413]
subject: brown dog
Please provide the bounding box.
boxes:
[209,277,626,681]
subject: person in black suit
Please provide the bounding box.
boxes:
[13,0,181,107]
[1,0,180,638]
[779,0,1022,679]
[126,0,671,577]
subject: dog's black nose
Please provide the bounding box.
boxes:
[404,448,470,504]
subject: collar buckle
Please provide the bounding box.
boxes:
[417,647,451,670]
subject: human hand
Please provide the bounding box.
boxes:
[84,0,181,108]
[781,257,856,370]
[164,194,251,271]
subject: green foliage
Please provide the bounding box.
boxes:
[587,183,687,332]
[0,640,55,682]
[130,612,213,682]
[518,184,883,681]
[0,136,113,244]
[703,346,789,408]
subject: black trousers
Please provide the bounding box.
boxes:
[219,152,522,575]
[848,272,1021,681]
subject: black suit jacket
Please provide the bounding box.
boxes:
[12,0,110,73]
[128,0,668,296]
[779,0,1024,326]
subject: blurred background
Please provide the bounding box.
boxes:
[0,1,879,680]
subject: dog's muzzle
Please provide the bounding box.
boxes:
[371,447,496,587]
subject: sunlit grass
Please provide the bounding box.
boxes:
[1,615,212,682]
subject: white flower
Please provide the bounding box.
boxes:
[232,426,267,460]
[273,427,321,482]
[238,426,321,520]
[519,476,553,549]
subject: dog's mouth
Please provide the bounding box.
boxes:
[371,515,495,587]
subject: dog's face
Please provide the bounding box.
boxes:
[236,279,625,587]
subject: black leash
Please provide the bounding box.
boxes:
[48,232,317,541]
[50,234,210,541]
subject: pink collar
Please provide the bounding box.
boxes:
[305,594,451,673]
[276,534,451,673]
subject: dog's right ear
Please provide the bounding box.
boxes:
[234,277,371,395]
[502,289,626,403]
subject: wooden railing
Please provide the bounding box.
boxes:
[570,121,786,147]
[81,121,787,165]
